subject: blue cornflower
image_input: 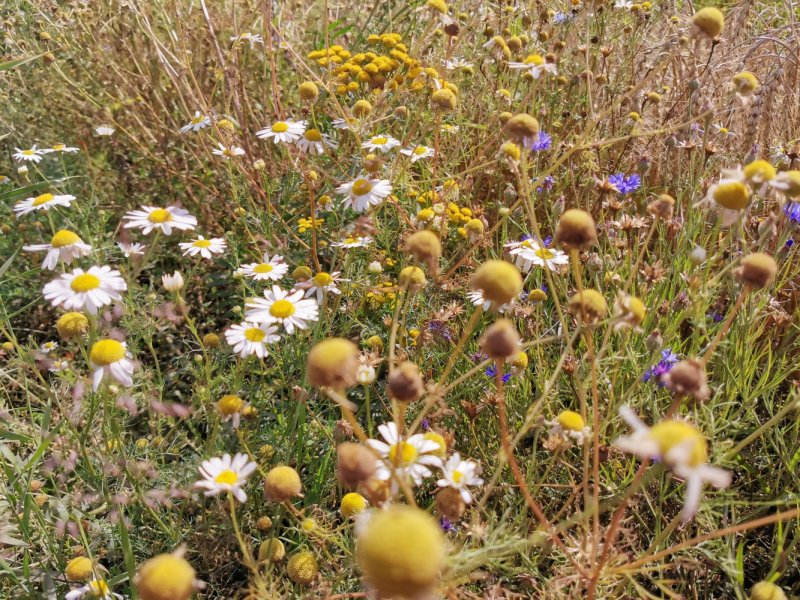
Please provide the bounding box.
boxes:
[787,239,795,249]
[553,12,569,23]
[643,348,678,384]
[536,175,555,193]
[608,173,641,194]
[784,202,800,222]
[421,418,430,432]
[660,348,679,364]
[529,132,552,151]
[440,516,459,533]
[485,365,512,383]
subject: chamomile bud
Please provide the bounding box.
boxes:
[750,582,787,600]
[256,515,272,530]
[735,252,778,289]
[506,114,540,141]
[57,312,90,339]
[555,209,597,249]
[388,361,425,402]
[692,6,724,39]
[298,81,319,101]
[306,338,360,389]
[470,260,523,305]
[399,266,427,291]
[135,552,199,600]
[264,466,302,502]
[258,539,285,563]
[66,557,94,582]
[340,492,368,516]
[202,333,220,348]
[569,289,608,321]
[287,553,318,584]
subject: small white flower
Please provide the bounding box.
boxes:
[65,578,123,600]
[508,55,558,78]
[614,0,633,8]
[437,453,483,503]
[505,238,569,272]
[445,58,473,70]
[117,242,145,257]
[42,266,127,315]
[441,124,459,134]
[336,177,393,213]
[770,144,790,164]
[123,205,197,235]
[696,178,752,226]
[256,119,306,145]
[14,193,76,217]
[40,341,58,354]
[230,32,263,49]
[296,128,338,155]
[0,175,12,185]
[236,253,289,281]
[712,123,735,137]
[332,117,363,132]
[13,146,44,163]
[225,321,280,359]
[467,290,513,313]
[212,143,246,160]
[179,235,227,259]
[181,111,211,134]
[401,145,435,162]
[361,135,401,153]
[49,359,69,373]
[43,143,80,153]
[95,126,116,136]
[545,410,591,445]
[357,364,376,384]
[367,422,443,487]
[245,285,319,334]
[89,339,136,392]
[23,230,92,270]
[194,453,257,503]
[162,271,185,292]
[297,271,347,305]
[332,235,373,249]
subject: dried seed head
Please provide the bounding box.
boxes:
[732,71,758,96]
[470,260,523,305]
[506,114,540,140]
[399,266,427,291]
[298,81,319,101]
[258,539,285,563]
[306,338,360,389]
[569,289,608,322]
[287,553,318,584]
[337,442,377,486]
[735,252,778,289]
[647,193,675,220]
[293,265,313,281]
[692,7,724,39]
[555,209,597,249]
[256,515,272,531]
[662,359,710,400]
[480,318,521,359]
[431,88,457,110]
[436,486,467,520]
[388,361,425,402]
[405,230,442,273]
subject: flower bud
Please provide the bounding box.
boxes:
[388,362,425,402]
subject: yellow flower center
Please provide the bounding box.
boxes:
[218,394,244,415]
[272,122,290,133]
[71,273,101,292]
[214,469,238,485]
[371,137,388,145]
[44,342,55,349]
[147,209,172,223]
[743,159,776,181]
[535,248,554,260]
[191,115,205,125]
[719,127,728,134]
[305,129,323,142]
[452,470,464,483]
[713,181,750,211]
[223,148,236,157]
[388,441,418,465]
[413,146,428,155]
[89,580,110,596]
[51,230,80,248]
[313,272,333,287]
[351,179,374,196]
[53,144,65,150]
[244,327,266,342]
[90,339,126,366]
[253,263,274,274]
[524,54,545,65]
[649,420,708,466]
[270,299,296,318]
[556,410,585,431]
[22,150,35,156]
[192,239,212,248]
[33,193,55,207]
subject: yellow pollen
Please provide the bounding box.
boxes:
[51,230,80,248]
[313,272,333,287]
[352,179,374,196]
[253,263,274,274]
[270,299,296,318]
[305,129,323,142]
[214,470,238,485]
[70,273,101,293]
[244,327,266,342]
[147,209,173,223]
[90,340,126,366]
[535,248,554,260]
[192,239,212,248]
[272,122,290,133]
[89,580,110,596]
[371,137,388,145]
[33,193,55,206]
[452,470,464,483]
[413,146,428,155]
[388,441,418,465]
[22,150,35,156]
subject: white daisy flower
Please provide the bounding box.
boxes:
[436,453,483,503]
[545,410,591,445]
[445,58,473,70]
[49,359,69,373]
[224,321,280,359]
[357,364,376,384]
[296,128,338,155]
[236,253,288,281]
[117,242,145,257]
[401,145,435,162]
[770,144,790,164]
[0,175,12,185]
[614,0,633,8]
[361,135,400,153]
[332,235,373,249]
[441,124,459,134]
[296,271,347,304]
[13,146,44,163]
[508,54,558,78]
[43,143,80,153]
[212,143,246,160]
[230,32,263,49]
[180,111,211,134]
[245,285,319,334]
[467,290,513,313]
[614,406,732,521]
[332,117,363,132]
[89,339,136,392]
[14,192,76,217]
[162,271,184,292]
[40,341,58,353]
[696,178,752,226]
[194,453,257,503]
[23,230,93,271]
[65,578,123,600]
[95,126,116,136]
[367,422,443,487]
[179,235,227,259]
[122,205,197,235]
[42,266,127,315]
[712,123,735,137]
[505,238,569,272]
[336,177,393,213]
[256,119,306,145]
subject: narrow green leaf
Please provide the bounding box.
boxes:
[0,52,49,71]
[0,177,73,203]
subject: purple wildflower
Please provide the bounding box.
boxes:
[528,132,552,152]
[485,365,512,383]
[440,516,458,533]
[608,173,641,194]
[784,202,800,222]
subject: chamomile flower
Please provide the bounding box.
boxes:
[509,54,557,78]
[256,119,306,145]
[0,175,11,185]
[216,394,244,428]
[445,58,473,70]
[23,230,92,270]
[297,271,347,304]
[441,124,459,134]
[466,290,513,313]
[230,32,263,49]
[505,238,568,272]
[194,453,257,503]
[401,145,435,162]
[245,285,319,334]
[95,126,115,136]
[332,117,363,132]
[545,410,591,445]
[332,235,373,249]
[65,578,123,600]
[117,242,145,257]
[225,321,280,359]
[367,422,443,487]
[42,266,127,315]
[436,453,483,503]
[614,406,732,521]
[40,341,58,353]
[49,359,69,373]
[212,143,246,160]
[14,193,76,217]
[770,144,790,164]
[336,177,393,212]
[698,178,752,226]
[297,128,338,155]
[236,253,289,281]
[123,206,197,235]
[712,123,735,137]
[180,111,211,133]
[179,235,227,259]
[44,143,80,153]
[13,146,44,163]
[361,135,400,153]
[89,339,136,391]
